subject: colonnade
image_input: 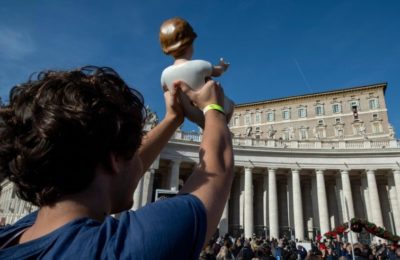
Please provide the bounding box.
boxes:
[141,159,400,241]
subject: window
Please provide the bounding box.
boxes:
[300,128,308,140]
[350,100,359,111]
[369,99,379,109]
[332,103,341,113]
[352,124,364,135]
[255,127,261,139]
[298,108,307,118]
[335,118,341,124]
[372,123,382,133]
[351,101,359,119]
[318,119,324,125]
[245,115,251,125]
[372,114,378,120]
[337,129,344,137]
[234,116,240,126]
[255,112,261,124]
[267,112,275,122]
[283,130,290,140]
[315,105,324,116]
[282,110,290,120]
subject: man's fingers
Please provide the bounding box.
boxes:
[173,80,197,101]
[173,80,190,93]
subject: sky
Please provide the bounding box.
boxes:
[1,0,399,133]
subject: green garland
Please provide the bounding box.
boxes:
[324,218,400,242]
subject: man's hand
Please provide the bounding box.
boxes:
[163,84,184,126]
[173,80,224,111]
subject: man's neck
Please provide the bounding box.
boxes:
[18,185,111,244]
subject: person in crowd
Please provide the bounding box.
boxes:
[216,245,234,260]
[0,66,234,259]
[262,244,276,260]
[297,245,308,260]
[395,247,400,259]
[386,243,397,260]
[273,239,285,260]
[237,240,255,260]
[232,237,244,257]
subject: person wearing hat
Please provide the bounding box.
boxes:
[159,17,234,128]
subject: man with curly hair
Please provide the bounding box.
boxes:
[0,66,234,259]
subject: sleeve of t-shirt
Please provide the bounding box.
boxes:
[113,194,207,260]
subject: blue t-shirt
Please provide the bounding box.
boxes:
[0,194,206,259]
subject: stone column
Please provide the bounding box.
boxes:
[316,169,330,235]
[244,167,254,238]
[327,183,338,229]
[366,169,384,227]
[393,169,400,212]
[303,181,314,240]
[311,177,320,230]
[292,169,304,241]
[169,160,181,191]
[219,200,229,236]
[263,173,269,236]
[388,174,400,235]
[240,173,244,230]
[141,168,155,205]
[340,170,356,220]
[361,175,373,221]
[268,168,279,239]
[132,176,144,210]
[340,170,358,242]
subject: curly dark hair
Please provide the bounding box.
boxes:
[0,66,146,206]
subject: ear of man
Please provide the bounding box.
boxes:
[108,152,122,175]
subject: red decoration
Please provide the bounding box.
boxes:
[323,218,400,242]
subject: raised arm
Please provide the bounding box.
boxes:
[137,86,184,174]
[176,80,234,243]
[211,58,230,77]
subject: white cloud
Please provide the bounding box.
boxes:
[0,27,35,60]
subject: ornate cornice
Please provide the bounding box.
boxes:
[235,83,387,109]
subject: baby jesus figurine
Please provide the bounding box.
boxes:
[159,17,234,128]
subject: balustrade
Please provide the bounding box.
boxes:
[173,130,398,149]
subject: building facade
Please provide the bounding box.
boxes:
[1,83,400,243]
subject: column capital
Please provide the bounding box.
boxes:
[340,169,349,174]
[267,167,277,172]
[244,167,253,174]
[170,159,182,166]
[291,168,301,173]
[365,169,376,174]
[315,169,325,174]
[392,169,400,174]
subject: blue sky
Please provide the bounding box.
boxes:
[1,0,399,134]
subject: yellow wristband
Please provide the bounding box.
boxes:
[203,104,225,115]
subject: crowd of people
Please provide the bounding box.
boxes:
[200,234,400,260]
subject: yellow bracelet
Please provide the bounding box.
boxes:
[203,104,225,115]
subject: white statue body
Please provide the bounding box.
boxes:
[161,60,212,91]
[159,17,234,127]
[161,60,234,126]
